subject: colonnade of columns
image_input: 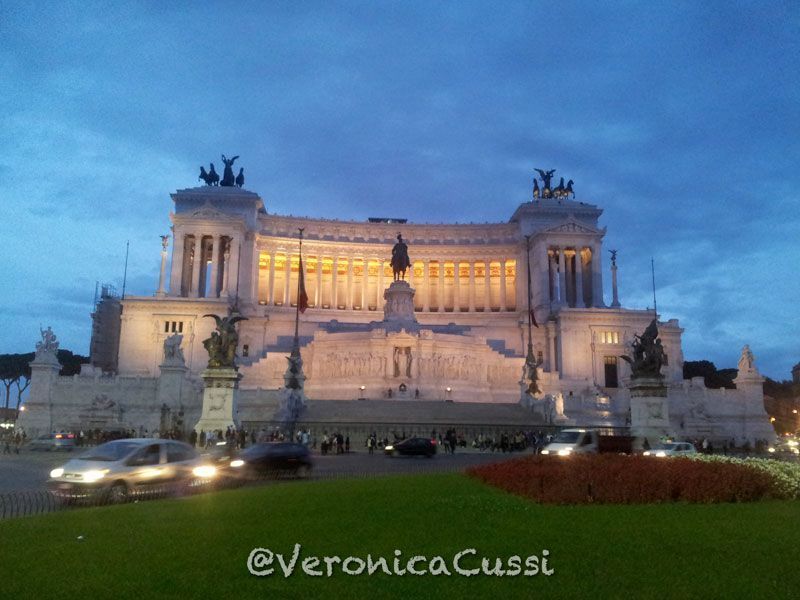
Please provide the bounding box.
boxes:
[255,251,517,313]
[169,233,241,299]
[542,244,603,308]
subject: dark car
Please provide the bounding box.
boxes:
[28,432,76,451]
[384,437,437,457]
[228,442,312,479]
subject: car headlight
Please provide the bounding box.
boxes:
[83,469,108,483]
[385,445,394,451]
[768,447,776,453]
[230,459,244,468]
[655,451,666,457]
[557,449,571,456]
[541,449,550,455]
[192,465,217,478]
[50,468,64,478]
[643,451,651,456]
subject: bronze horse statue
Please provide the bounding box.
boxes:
[199,164,220,186]
[391,234,411,281]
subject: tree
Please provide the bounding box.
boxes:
[683,360,736,389]
[0,354,32,411]
[0,351,88,413]
[56,350,89,377]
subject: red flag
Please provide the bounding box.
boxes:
[530,308,539,328]
[298,256,309,313]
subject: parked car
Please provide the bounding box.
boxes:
[384,437,437,457]
[540,429,641,456]
[48,438,216,501]
[225,442,313,479]
[28,432,76,452]
[643,442,698,457]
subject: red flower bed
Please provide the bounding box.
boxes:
[466,454,777,504]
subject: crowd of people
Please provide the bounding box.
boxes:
[0,425,784,458]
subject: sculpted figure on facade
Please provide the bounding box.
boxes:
[162,333,185,366]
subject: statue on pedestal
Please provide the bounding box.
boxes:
[220,154,240,187]
[162,333,185,366]
[202,311,248,368]
[391,234,411,281]
[620,319,667,379]
[738,345,756,373]
[535,168,556,198]
[35,326,59,357]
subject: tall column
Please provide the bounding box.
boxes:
[251,242,261,304]
[557,248,567,306]
[537,245,550,308]
[453,260,461,312]
[499,258,507,311]
[346,255,354,310]
[611,260,620,308]
[377,259,385,307]
[484,259,491,311]
[316,255,323,308]
[575,247,585,308]
[207,235,219,298]
[438,261,445,311]
[190,235,202,298]
[283,252,291,306]
[331,256,339,308]
[267,252,276,305]
[360,257,368,310]
[227,235,241,298]
[591,244,605,307]
[468,261,476,312]
[157,236,169,297]
[422,260,430,311]
[168,233,184,295]
[220,246,231,298]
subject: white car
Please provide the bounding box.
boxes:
[48,438,216,501]
[643,442,697,457]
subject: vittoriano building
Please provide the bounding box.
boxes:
[19,176,775,444]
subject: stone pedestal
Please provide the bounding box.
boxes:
[195,367,241,434]
[16,353,61,436]
[629,377,671,442]
[383,281,416,323]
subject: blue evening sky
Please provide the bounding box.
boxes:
[1,1,798,379]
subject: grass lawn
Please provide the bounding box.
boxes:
[1,473,799,599]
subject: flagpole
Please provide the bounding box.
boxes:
[525,235,533,361]
[651,256,658,318]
